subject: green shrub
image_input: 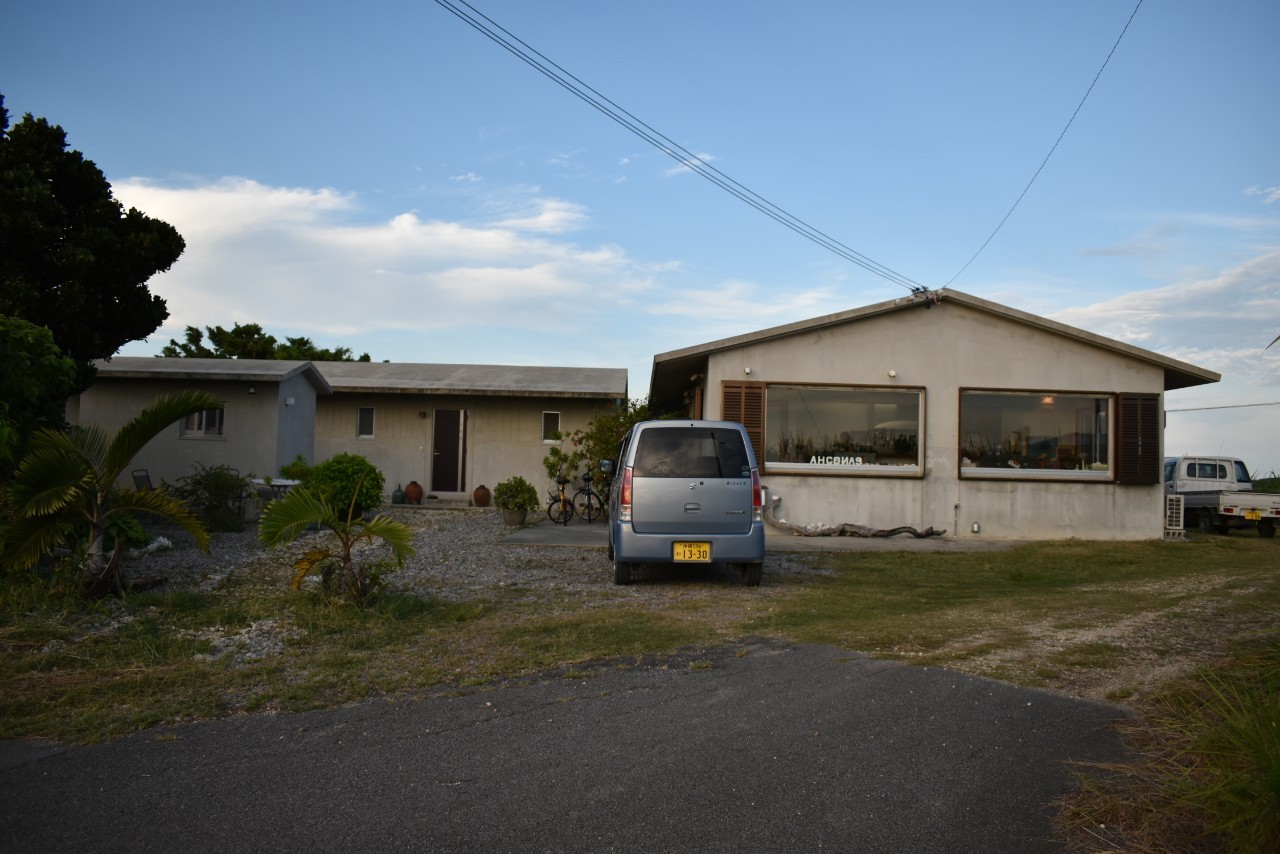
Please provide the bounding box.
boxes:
[278,454,314,484]
[167,463,250,533]
[493,476,539,513]
[310,453,385,516]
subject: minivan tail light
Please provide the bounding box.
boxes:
[751,469,763,522]
[619,466,633,522]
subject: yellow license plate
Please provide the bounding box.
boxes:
[1246,510,1262,520]
[673,542,711,562]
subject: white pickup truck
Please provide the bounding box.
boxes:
[1163,456,1279,538]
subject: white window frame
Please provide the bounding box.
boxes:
[542,411,562,444]
[180,408,225,438]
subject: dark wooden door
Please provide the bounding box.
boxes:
[431,409,466,492]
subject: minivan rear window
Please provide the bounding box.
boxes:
[632,427,751,479]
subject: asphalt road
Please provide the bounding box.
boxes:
[0,642,1128,853]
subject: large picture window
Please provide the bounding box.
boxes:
[764,385,923,475]
[960,391,1110,479]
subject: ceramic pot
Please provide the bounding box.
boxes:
[391,484,406,505]
[404,480,424,505]
[501,508,527,526]
[472,484,492,507]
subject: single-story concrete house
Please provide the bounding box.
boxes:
[647,288,1220,540]
[72,358,628,501]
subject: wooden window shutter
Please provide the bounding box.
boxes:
[1115,394,1160,485]
[721,382,765,465]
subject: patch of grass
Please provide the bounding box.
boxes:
[751,538,1280,683]
[1060,630,1280,853]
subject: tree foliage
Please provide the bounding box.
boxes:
[542,398,653,483]
[161,322,371,362]
[0,315,78,468]
[0,94,184,390]
[1,391,219,596]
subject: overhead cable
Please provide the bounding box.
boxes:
[945,0,1145,286]
[434,0,926,293]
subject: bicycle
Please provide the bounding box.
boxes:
[547,476,574,525]
[573,470,605,523]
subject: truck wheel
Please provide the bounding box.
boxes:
[1197,510,1214,534]
[1259,519,1276,539]
[739,563,762,586]
[613,559,633,585]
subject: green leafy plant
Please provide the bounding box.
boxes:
[309,453,384,516]
[493,476,539,513]
[0,390,217,596]
[167,463,250,532]
[541,398,653,483]
[278,454,314,484]
[257,485,415,603]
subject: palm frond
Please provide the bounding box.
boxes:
[0,513,74,572]
[112,489,211,553]
[258,487,340,548]
[8,448,94,518]
[356,514,417,565]
[104,391,223,480]
[1267,333,1279,351]
[290,548,334,591]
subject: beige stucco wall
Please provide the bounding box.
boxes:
[700,300,1165,540]
[315,394,617,503]
[73,378,311,487]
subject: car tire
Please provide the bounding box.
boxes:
[740,563,762,587]
[613,559,634,585]
[1259,519,1276,539]
[1197,510,1214,535]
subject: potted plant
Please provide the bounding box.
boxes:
[493,476,539,526]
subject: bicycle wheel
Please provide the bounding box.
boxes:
[547,496,573,525]
[574,489,602,522]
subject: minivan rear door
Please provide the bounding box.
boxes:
[629,426,755,535]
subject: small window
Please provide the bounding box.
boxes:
[542,412,561,443]
[180,408,224,438]
[358,407,375,438]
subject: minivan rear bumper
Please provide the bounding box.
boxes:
[612,522,765,564]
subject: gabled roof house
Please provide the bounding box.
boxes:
[648,288,1220,540]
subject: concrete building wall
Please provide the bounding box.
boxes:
[701,301,1164,540]
[315,394,615,502]
[73,378,290,487]
[274,373,318,473]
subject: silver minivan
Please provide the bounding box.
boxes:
[606,420,765,586]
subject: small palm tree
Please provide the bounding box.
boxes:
[2,390,221,596]
[257,486,415,602]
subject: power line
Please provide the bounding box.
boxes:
[1166,401,1280,413]
[434,0,927,292]
[946,0,1145,286]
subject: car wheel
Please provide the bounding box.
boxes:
[613,559,633,585]
[1259,519,1276,539]
[740,563,762,587]
[1197,510,1214,534]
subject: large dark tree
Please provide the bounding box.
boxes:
[162,322,371,362]
[0,94,184,390]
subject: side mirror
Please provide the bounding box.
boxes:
[599,459,614,476]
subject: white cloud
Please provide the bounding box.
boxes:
[109,177,697,349]
[662,150,716,178]
[449,172,482,183]
[1052,248,1280,387]
[1246,185,1280,205]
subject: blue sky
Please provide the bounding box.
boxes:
[5,0,1279,474]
